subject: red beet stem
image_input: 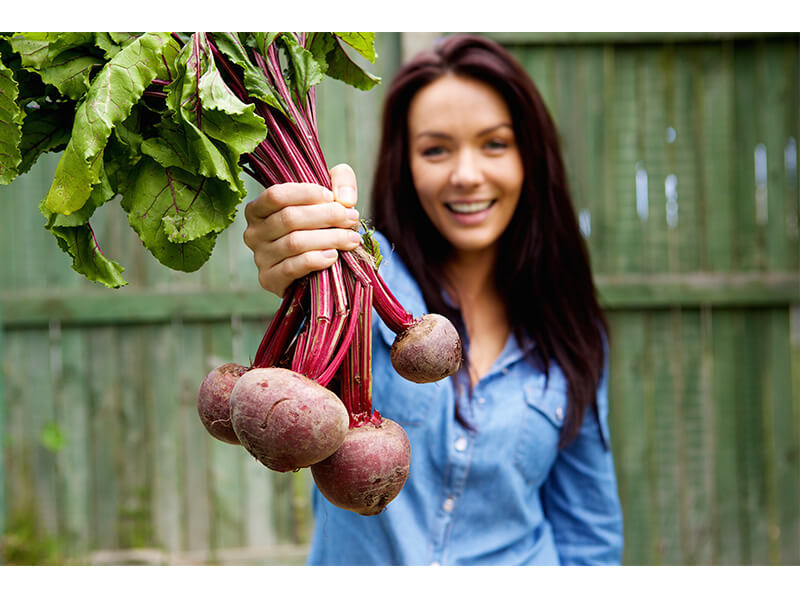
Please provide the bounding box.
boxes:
[342,249,415,335]
[253,278,307,368]
[315,278,362,388]
[341,275,379,427]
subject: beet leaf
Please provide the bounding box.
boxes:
[0,31,379,288]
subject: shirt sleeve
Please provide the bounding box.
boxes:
[539,360,624,565]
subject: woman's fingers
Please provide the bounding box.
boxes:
[245,182,333,222]
[275,227,363,259]
[270,201,359,243]
[329,163,358,208]
[255,249,341,298]
[253,226,361,297]
[243,173,363,296]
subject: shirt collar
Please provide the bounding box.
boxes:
[371,230,537,374]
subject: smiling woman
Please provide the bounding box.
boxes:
[407,75,524,258]
[243,33,623,565]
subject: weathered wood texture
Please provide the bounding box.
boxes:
[1,32,798,565]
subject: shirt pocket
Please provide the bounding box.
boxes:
[513,380,566,486]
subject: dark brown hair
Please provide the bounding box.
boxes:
[369,34,608,447]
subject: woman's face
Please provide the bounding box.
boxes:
[407,74,524,258]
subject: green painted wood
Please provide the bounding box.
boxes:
[614,48,644,275]
[577,47,609,271]
[670,309,692,563]
[204,322,247,553]
[710,309,744,563]
[485,32,797,46]
[55,327,91,559]
[792,308,800,562]
[0,308,4,564]
[179,324,212,552]
[26,329,61,554]
[672,44,704,273]
[703,41,737,272]
[87,327,120,550]
[148,321,182,555]
[599,44,618,275]
[764,309,799,564]
[739,311,770,563]
[595,271,800,308]
[692,307,716,564]
[117,327,153,550]
[759,309,780,564]
[733,40,765,271]
[674,309,713,565]
[607,311,651,564]
[3,273,797,328]
[0,289,281,328]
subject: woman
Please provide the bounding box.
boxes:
[243,34,623,565]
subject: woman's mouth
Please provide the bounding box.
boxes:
[445,199,496,214]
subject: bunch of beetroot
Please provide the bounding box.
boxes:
[193,33,462,516]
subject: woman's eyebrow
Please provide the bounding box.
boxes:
[413,123,513,140]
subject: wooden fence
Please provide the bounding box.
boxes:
[1,32,798,565]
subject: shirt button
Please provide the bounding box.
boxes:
[477,396,486,404]
[454,436,468,452]
[555,406,564,421]
[430,561,440,566]
[442,497,455,512]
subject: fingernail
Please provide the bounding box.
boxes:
[345,208,359,221]
[323,249,338,259]
[348,231,362,244]
[335,186,355,207]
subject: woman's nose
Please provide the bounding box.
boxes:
[449,150,483,188]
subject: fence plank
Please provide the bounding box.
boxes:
[703,41,737,272]
[0,308,3,565]
[204,321,247,554]
[148,322,182,554]
[733,40,766,271]
[179,324,212,552]
[87,327,121,551]
[765,309,800,564]
[58,327,92,560]
[117,326,154,549]
[710,309,745,563]
[607,311,651,564]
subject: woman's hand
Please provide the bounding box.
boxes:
[243,164,362,297]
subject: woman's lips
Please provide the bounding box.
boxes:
[444,199,496,224]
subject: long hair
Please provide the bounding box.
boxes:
[369,34,608,447]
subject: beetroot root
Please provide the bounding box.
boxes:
[197,362,249,445]
[390,313,462,384]
[230,367,348,472]
[311,418,411,516]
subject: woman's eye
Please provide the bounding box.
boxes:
[485,139,508,151]
[421,146,446,158]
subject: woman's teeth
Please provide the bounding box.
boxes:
[446,200,494,214]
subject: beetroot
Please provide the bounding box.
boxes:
[340,251,462,384]
[311,418,411,516]
[197,362,249,445]
[389,313,462,384]
[229,367,348,472]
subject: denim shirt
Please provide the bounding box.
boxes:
[306,232,624,565]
